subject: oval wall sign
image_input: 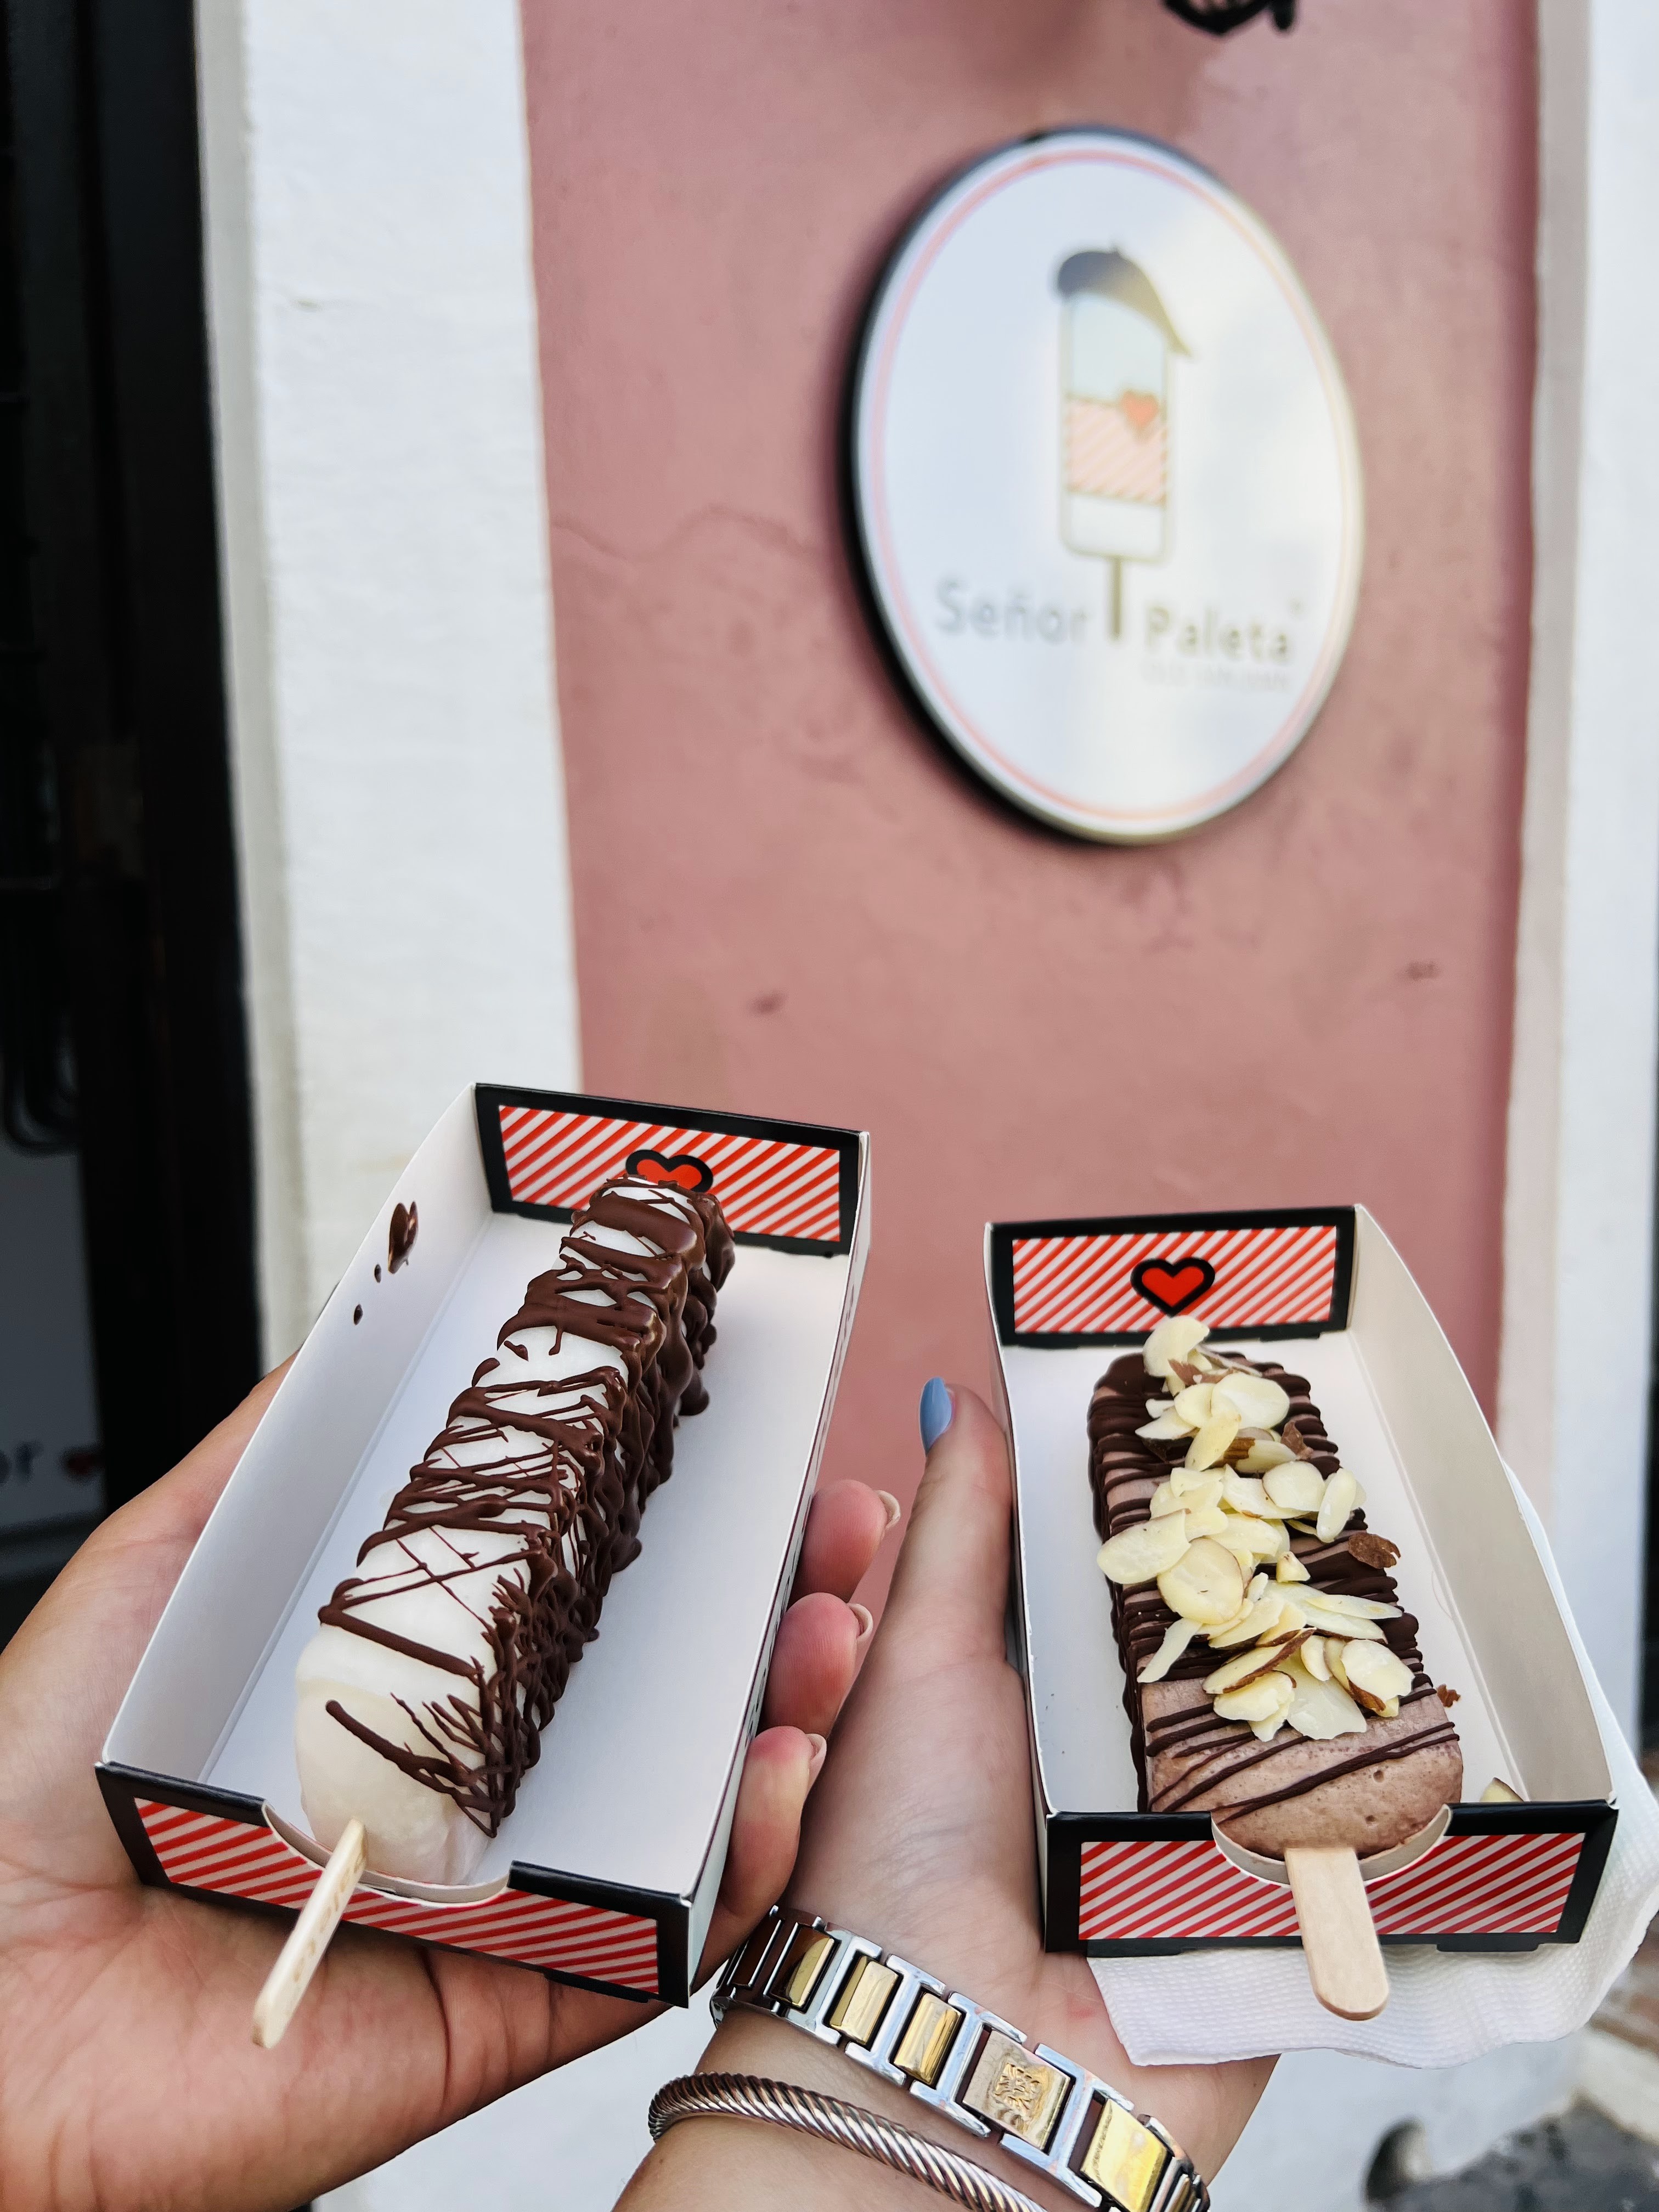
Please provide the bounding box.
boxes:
[850,131,1363,843]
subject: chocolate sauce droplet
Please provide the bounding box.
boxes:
[374,1264,382,1283]
[389,1201,419,1273]
[353,1305,363,1324]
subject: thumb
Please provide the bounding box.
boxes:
[870,1384,1012,1677]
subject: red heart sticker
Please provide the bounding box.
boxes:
[625,1148,713,1193]
[1130,1255,1216,1317]
[1119,391,1161,438]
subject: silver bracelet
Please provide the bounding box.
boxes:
[710,1904,1209,2212]
[649,2072,1047,2212]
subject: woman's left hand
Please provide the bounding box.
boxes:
[0,1367,894,2212]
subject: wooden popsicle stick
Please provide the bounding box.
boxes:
[1284,1844,1389,2021]
[251,1819,366,2049]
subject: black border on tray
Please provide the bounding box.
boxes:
[475,1085,862,1257]
[989,1205,1357,1347]
[97,1762,689,2005]
[1040,1798,1619,1956]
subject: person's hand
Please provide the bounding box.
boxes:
[628,1386,1273,2209]
[0,1367,894,2212]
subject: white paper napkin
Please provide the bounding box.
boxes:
[1093,1471,1659,2068]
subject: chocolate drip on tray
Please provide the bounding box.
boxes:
[388,1200,419,1273]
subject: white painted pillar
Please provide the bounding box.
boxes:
[1501,1,1659,1740]
[194,0,579,1361]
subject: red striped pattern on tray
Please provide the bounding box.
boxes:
[498,1106,842,1244]
[1012,1221,1340,1338]
[1077,1829,1584,1943]
[136,1801,661,1993]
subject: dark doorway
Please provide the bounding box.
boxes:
[1,0,259,1636]
[1646,1225,1659,1747]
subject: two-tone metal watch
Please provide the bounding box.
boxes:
[713,1906,1210,2212]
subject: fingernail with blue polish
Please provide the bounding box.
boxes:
[920,1377,954,1452]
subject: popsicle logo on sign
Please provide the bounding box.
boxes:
[851,131,1363,842]
[1056,249,1187,641]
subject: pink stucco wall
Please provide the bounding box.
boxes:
[520,1,1536,1562]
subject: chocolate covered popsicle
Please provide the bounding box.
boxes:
[294,1171,733,1883]
[1092,1316,1461,1857]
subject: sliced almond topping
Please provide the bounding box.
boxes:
[1314,1468,1359,1544]
[1203,1638,1303,1695]
[1148,1480,1183,1519]
[1186,1409,1242,1471]
[1282,1667,1368,1741]
[1347,1531,1401,1570]
[1098,1513,1190,1587]
[1341,1640,1413,1712]
[1281,1420,1314,1460]
[1169,1467,1223,1505]
[1137,1410,1196,1441]
[1275,1551,1312,1584]
[1183,1504,1229,1538]
[1208,1592,1294,1647]
[1436,1684,1461,1708]
[1213,1671,1295,1724]
[1296,1598,1386,1641]
[1137,1617,1203,1683]
[1251,1708,1294,1741]
[1220,1469,1270,1516]
[1215,1514,1287,1562]
[1262,1626,1313,1664]
[1204,1576,1268,1644]
[1212,1372,1291,1431]
[1237,1433,1296,1474]
[1210,1523,1259,1570]
[1301,1634,1331,1681]
[1312,1591,1400,1621]
[1205,1601,1254,1643]
[1171,1383,1215,1426]
[1143,1314,1209,1378]
[1263,1462,1325,1514]
[1480,1776,1524,1804]
[1156,1536,1246,1626]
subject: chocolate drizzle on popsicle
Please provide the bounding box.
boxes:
[1090,1352,1458,1825]
[317,1174,733,1840]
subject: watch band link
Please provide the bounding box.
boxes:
[713,1905,1210,2212]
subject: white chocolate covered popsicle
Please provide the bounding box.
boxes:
[295,1173,732,1883]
